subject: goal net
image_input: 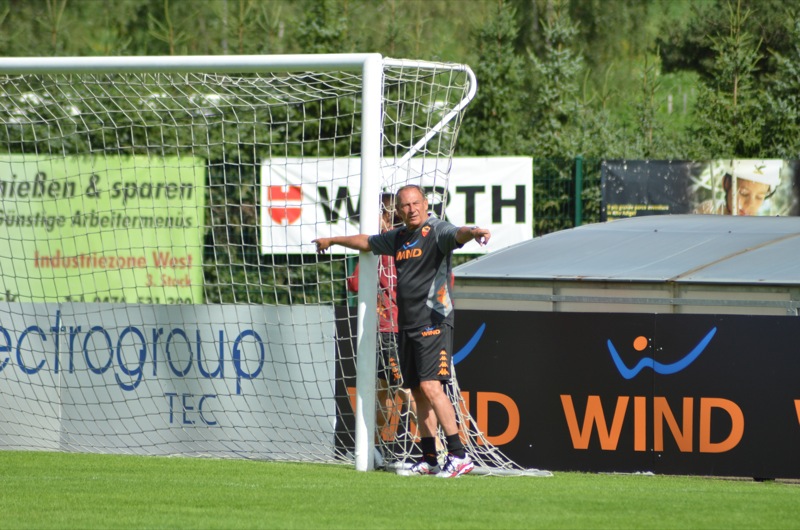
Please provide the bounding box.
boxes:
[0,54,548,476]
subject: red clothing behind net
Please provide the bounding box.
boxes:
[347,254,399,334]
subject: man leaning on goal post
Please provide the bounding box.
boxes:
[314,185,490,478]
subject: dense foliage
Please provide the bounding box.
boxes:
[2,0,797,161]
[1,0,798,245]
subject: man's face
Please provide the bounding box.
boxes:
[728,178,771,216]
[396,188,428,230]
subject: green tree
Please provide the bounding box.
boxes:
[525,0,584,157]
[623,52,689,159]
[657,0,794,83]
[631,54,662,158]
[568,0,654,86]
[689,0,764,158]
[296,0,350,54]
[763,16,800,157]
[458,0,527,156]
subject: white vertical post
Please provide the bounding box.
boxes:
[354,54,383,472]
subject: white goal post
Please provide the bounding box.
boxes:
[0,53,548,476]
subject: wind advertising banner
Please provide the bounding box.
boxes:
[453,309,800,479]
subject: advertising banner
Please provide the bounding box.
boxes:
[453,309,800,479]
[602,159,800,221]
[0,155,205,303]
[0,303,336,460]
[333,305,422,459]
[260,157,533,255]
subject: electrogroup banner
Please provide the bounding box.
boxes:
[0,303,336,460]
[602,159,800,221]
[453,309,800,479]
[0,155,205,303]
[260,157,533,254]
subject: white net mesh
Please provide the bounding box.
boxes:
[0,56,548,476]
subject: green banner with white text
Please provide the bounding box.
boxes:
[0,155,205,303]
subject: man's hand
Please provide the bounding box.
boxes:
[312,238,331,254]
[457,226,491,246]
[472,227,491,246]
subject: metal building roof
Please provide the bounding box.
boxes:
[454,214,800,285]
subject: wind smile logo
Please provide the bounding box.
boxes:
[453,323,485,365]
[606,327,718,379]
[563,325,746,455]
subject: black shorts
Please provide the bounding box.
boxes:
[377,331,401,384]
[398,323,453,389]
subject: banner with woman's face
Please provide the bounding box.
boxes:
[602,159,800,221]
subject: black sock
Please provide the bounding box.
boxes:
[420,436,438,466]
[445,434,466,458]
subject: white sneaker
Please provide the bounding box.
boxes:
[397,460,441,476]
[436,454,474,478]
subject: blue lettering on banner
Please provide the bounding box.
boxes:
[16,324,47,374]
[232,329,265,395]
[0,327,10,371]
[0,309,266,396]
[166,328,193,377]
[165,392,218,426]
[84,326,113,374]
[116,326,146,391]
[197,330,224,379]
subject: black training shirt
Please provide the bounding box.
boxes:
[368,216,462,330]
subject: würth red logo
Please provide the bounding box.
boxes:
[266,186,302,224]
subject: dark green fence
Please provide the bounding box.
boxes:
[533,156,602,237]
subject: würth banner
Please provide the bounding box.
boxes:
[260,157,532,254]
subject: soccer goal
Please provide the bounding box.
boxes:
[0,54,547,476]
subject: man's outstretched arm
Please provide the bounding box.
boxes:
[455,226,491,247]
[313,234,371,254]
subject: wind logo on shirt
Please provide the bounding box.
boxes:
[395,247,422,261]
[421,326,441,337]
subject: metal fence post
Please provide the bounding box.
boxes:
[574,155,584,227]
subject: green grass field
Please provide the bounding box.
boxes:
[1,450,799,529]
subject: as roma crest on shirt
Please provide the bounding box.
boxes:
[421,226,431,237]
